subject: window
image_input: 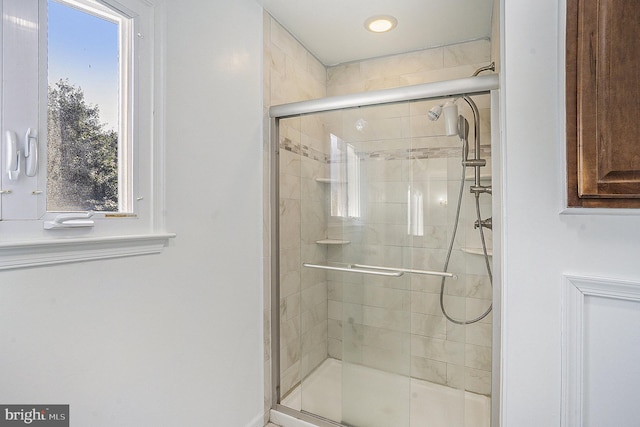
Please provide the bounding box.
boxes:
[0,0,173,269]
[329,134,361,219]
[47,0,124,213]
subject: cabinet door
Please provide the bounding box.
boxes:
[566,0,640,208]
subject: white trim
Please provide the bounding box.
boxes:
[562,275,640,427]
[52,0,125,24]
[0,233,175,270]
[560,207,640,216]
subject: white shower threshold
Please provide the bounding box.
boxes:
[273,358,490,427]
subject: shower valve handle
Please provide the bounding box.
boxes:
[474,217,492,230]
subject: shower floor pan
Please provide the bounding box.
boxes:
[279,358,490,427]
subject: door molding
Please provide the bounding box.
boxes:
[562,274,640,426]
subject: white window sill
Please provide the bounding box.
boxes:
[0,233,176,270]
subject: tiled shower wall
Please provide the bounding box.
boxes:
[326,39,493,96]
[263,10,494,420]
[278,115,332,395]
[262,12,328,420]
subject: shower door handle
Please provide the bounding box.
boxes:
[351,264,457,279]
[302,263,404,277]
[302,263,457,279]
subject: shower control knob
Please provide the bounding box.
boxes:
[474,217,492,230]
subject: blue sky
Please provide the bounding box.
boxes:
[48,0,119,130]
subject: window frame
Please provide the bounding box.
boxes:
[0,0,174,270]
[47,0,132,215]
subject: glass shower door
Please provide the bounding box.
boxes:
[278,94,492,427]
[324,102,413,427]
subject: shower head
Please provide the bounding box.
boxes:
[428,101,460,136]
[427,104,443,121]
[427,99,458,121]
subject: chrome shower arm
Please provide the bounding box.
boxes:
[472,62,496,77]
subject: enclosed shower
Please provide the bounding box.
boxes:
[270,72,498,427]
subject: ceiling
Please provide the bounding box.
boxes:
[258,0,495,66]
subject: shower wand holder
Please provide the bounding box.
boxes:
[470,185,492,195]
[462,159,486,167]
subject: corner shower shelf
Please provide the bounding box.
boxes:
[315,178,344,184]
[464,174,492,181]
[461,247,493,256]
[315,239,350,245]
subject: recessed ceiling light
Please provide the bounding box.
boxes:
[364,15,397,33]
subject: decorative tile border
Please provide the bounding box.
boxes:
[280,137,328,163]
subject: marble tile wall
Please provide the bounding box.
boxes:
[278,115,332,396]
[326,39,492,96]
[263,12,329,420]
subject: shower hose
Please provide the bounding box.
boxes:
[439,138,493,325]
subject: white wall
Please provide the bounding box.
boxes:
[502,1,640,426]
[0,1,264,426]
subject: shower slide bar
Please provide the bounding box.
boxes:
[302,262,456,279]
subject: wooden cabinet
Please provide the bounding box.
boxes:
[566,0,640,208]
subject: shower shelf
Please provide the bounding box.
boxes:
[315,239,350,245]
[461,247,493,256]
[315,178,344,184]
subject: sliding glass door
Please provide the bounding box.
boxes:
[275,94,493,427]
